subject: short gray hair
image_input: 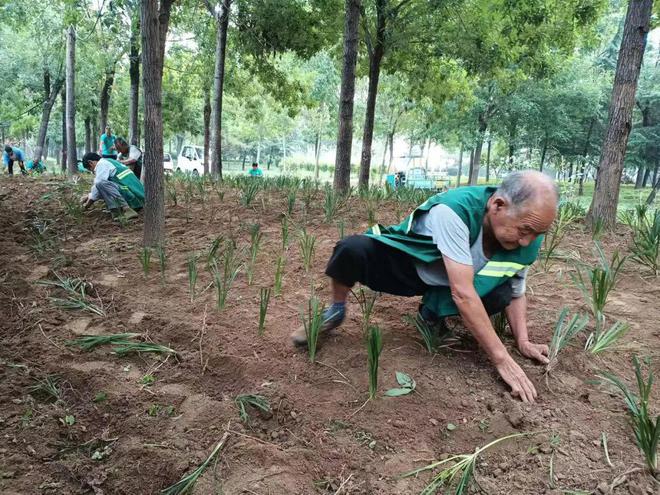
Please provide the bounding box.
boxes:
[497,170,559,209]
[115,137,128,147]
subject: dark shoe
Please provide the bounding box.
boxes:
[291,305,346,346]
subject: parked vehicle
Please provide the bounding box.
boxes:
[386,167,449,191]
[176,145,205,175]
[163,153,173,173]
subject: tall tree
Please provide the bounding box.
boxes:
[128,7,141,145]
[334,0,361,194]
[33,68,64,164]
[141,0,175,247]
[586,0,653,230]
[205,0,232,178]
[65,25,77,175]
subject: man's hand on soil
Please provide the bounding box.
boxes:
[518,340,550,364]
[495,354,537,403]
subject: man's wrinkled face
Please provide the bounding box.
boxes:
[487,196,556,250]
[117,143,128,154]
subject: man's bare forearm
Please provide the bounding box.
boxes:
[505,295,529,345]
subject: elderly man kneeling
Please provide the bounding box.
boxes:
[291,170,558,403]
[80,152,144,221]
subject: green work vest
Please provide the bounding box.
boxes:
[365,186,543,316]
[107,159,145,210]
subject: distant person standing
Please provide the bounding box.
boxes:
[99,125,117,159]
[115,137,143,180]
[248,162,263,177]
[3,145,27,176]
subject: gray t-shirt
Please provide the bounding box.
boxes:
[412,204,527,297]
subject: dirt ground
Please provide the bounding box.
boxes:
[0,174,658,495]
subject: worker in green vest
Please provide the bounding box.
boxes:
[291,170,558,403]
[79,152,144,221]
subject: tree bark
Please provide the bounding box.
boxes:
[33,70,63,163]
[141,0,174,247]
[469,117,487,185]
[129,13,141,146]
[203,87,211,175]
[456,144,463,187]
[642,166,651,187]
[61,88,66,172]
[646,174,659,205]
[486,138,491,181]
[208,0,231,179]
[358,0,386,190]
[578,118,595,196]
[539,139,547,173]
[314,131,321,179]
[65,26,77,175]
[84,116,92,153]
[586,0,653,230]
[635,165,645,188]
[99,66,116,137]
[378,133,389,183]
[333,0,361,195]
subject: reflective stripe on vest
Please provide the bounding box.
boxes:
[116,169,132,180]
[371,224,381,236]
[477,260,526,278]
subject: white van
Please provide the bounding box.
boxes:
[177,145,206,175]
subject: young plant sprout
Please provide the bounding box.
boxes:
[323,184,344,222]
[234,394,271,423]
[404,314,438,354]
[298,228,316,273]
[206,235,223,266]
[624,205,659,276]
[337,219,345,240]
[247,224,262,285]
[588,320,631,354]
[541,201,582,269]
[491,312,508,337]
[281,216,289,250]
[187,254,199,302]
[545,308,589,374]
[353,287,378,333]
[28,374,63,403]
[274,255,285,296]
[301,296,324,363]
[139,247,152,276]
[211,240,242,310]
[67,333,176,356]
[287,188,297,215]
[39,274,105,317]
[401,432,530,495]
[258,287,271,336]
[160,432,230,495]
[240,180,260,206]
[597,357,659,476]
[367,325,383,400]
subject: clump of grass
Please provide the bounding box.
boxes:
[541,202,583,269]
[210,240,242,310]
[67,333,176,356]
[274,255,285,296]
[246,224,262,285]
[588,320,631,354]
[323,184,344,222]
[187,254,199,302]
[404,313,438,354]
[367,325,383,400]
[337,219,345,240]
[281,216,289,250]
[401,432,530,494]
[235,394,271,423]
[139,247,152,276]
[39,273,105,316]
[240,180,260,206]
[160,433,230,495]
[571,242,626,334]
[298,228,316,273]
[624,205,659,276]
[28,374,63,402]
[353,287,377,333]
[491,312,508,337]
[286,188,297,215]
[258,287,271,336]
[545,308,589,374]
[301,296,324,363]
[597,357,659,476]
[206,235,223,266]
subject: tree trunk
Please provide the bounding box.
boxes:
[129,13,141,146]
[61,88,66,172]
[99,66,116,137]
[141,0,174,247]
[456,144,463,187]
[424,138,431,170]
[358,0,386,190]
[467,147,474,184]
[652,161,659,187]
[646,174,659,205]
[578,118,595,196]
[388,131,394,171]
[635,165,645,188]
[469,118,487,185]
[333,0,361,195]
[209,0,231,179]
[642,166,651,187]
[379,133,389,183]
[203,88,211,175]
[568,162,574,182]
[486,138,491,182]
[314,131,321,179]
[33,71,63,163]
[539,139,547,172]
[84,116,92,153]
[65,26,77,175]
[587,0,653,230]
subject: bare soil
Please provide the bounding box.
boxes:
[0,175,658,495]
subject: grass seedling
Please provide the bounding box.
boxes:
[160,433,230,495]
[287,188,297,215]
[234,394,271,423]
[281,216,289,250]
[112,341,177,356]
[301,296,324,363]
[323,185,344,222]
[210,241,242,310]
[597,356,659,476]
[240,180,260,206]
[588,320,631,355]
[139,247,152,277]
[67,333,176,356]
[298,228,316,273]
[491,312,508,337]
[274,255,285,296]
[206,235,223,266]
[40,274,105,316]
[353,287,377,333]
[625,206,659,276]
[337,219,345,240]
[542,202,582,269]
[367,325,383,400]
[572,242,626,332]
[258,287,271,336]
[187,254,199,302]
[404,314,438,354]
[401,432,530,494]
[247,224,262,285]
[545,308,589,375]
[28,374,63,402]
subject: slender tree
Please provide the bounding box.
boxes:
[33,68,64,164]
[128,9,141,146]
[65,25,77,175]
[141,0,175,246]
[99,64,116,136]
[586,0,653,230]
[334,0,361,194]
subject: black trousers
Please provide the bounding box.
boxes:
[132,163,142,180]
[6,159,26,175]
[325,235,513,316]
